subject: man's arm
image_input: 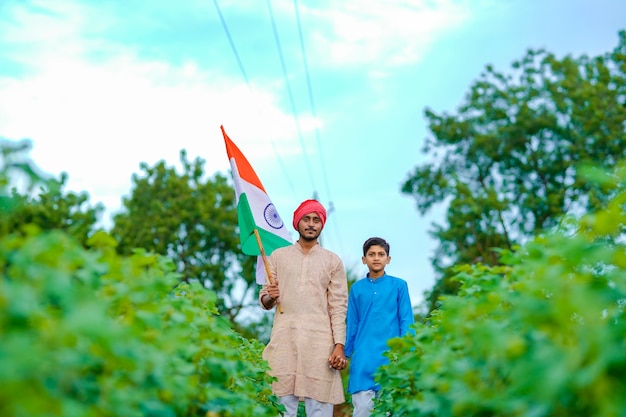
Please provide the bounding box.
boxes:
[327,257,348,370]
[327,257,348,345]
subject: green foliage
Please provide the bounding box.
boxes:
[374,168,626,416]
[0,139,48,198]
[0,146,281,417]
[0,139,103,246]
[110,150,257,327]
[0,230,280,417]
[402,30,626,311]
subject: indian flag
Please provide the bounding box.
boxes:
[221,126,292,283]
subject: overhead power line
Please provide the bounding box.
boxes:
[212,0,249,85]
[291,0,344,254]
[265,0,317,194]
[212,0,296,193]
[213,0,344,254]
[292,0,334,213]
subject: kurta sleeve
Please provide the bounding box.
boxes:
[344,287,359,358]
[259,286,271,310]
[327,256,348,345]
[398,280,415,336]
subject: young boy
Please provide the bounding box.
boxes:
[345,237,414,417]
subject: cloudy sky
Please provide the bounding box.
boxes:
[1,0,624,307]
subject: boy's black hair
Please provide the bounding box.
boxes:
[362,237,390,256]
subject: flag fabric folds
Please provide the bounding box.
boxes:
[221,125,292,284]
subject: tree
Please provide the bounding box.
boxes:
[0,148,282,417]
[402,30,626,312]
[0,139,103,245]
[111,150,257,327]
[375,168,626,416]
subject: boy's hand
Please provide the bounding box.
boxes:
[328,344,347,370]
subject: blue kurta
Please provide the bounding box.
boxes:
[345,273,414,394]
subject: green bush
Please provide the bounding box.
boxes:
[0,229,280,417]
[374,169,626,416]
[0,139,281,417]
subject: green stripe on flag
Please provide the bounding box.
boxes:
[255,228,291,255]
[237,193,290,256]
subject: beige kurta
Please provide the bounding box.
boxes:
[260,242,348,404]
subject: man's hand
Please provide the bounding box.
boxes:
[266,278,280,300]
[328,343,347,370]
[261,278,280,309]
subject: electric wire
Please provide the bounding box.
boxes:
[271,142,296,192]
[212,0,296,194]
[292,0,345,254]
[212,0,249,85]
[265,0,318,194]
[292,0,334,210]
[213,0,344,254]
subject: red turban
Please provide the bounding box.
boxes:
[292,199,327,230]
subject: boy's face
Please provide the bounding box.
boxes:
[362,244,391,274]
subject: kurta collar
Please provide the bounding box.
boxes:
[365,272,388,283]
[294,240,320,254]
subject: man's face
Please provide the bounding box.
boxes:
[297,212,323,241]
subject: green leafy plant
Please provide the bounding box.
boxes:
[0,141,281,417]
[375,165,626,416]
[110,150,257,327]
[402,30,626,312]
[0,229,281,417]
[0,139,103,246]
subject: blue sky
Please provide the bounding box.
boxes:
[1,0,625,307]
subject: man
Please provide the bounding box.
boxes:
[260,199,348,417]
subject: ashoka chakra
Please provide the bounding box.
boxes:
[264,204,284,229]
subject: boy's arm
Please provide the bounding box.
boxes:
[344,288,358,358]
[398,280,415,336]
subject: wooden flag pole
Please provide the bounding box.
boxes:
[254,228,284,314]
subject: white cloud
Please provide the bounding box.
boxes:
[3,55,293,144]
[301,0,474,71]
[0,0,481,206]
[0,0,313,220]
[212,0,479,73]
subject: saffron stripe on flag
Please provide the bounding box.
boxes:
[221,126,292,284]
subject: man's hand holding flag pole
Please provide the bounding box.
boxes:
[221,126,292,314]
